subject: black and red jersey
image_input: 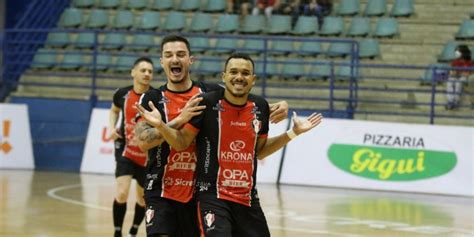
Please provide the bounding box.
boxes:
[113,86,152,167]
[140,81,223,203]
[185,90,270,207]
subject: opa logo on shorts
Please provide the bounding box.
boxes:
[230,140,245,152]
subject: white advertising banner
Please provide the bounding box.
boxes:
[281,118,474,196]
[0,104,34,169]
[81,108,115,174]
[257,119,289,184]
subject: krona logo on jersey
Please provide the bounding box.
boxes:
[0,120,13,154]
[327,134,457,181]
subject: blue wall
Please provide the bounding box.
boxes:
[11,97,94,171]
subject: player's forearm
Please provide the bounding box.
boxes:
[108,110,119,132]
[155,123,191,151]
[257,132,292,160]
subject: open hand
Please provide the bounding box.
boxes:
[178,94,206,123]
[291,111,323,135]
[136,101,163,128]
[269,100,289,124]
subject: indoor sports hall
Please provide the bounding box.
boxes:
[1,0,473,236]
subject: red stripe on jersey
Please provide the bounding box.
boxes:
[161,87,202,203]
[122,90,147,166]
[216,100,260,207]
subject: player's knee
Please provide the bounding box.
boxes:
[116,189,129,202]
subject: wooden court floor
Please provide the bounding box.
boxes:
[1,170,472,237]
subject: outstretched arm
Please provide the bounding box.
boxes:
[257,112,322,160]
[137,101,200,151]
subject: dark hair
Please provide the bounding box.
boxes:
[133,57,154,67]
[456,45,471,61]
[224,53,255,73]
[160,34,192,55]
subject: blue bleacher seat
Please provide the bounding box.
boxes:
[102,33,126,50]
[127,0,147,10]
[373,18,398,37]
[364,0,387,16]
[319,16,344,36]
[267,15,292,34]
[420,64,448,85]
[437,41,459,62]
[299,41,323,56]
[129,34,154,51]
[46,32,70,48]
[91,52,112,71]
[189,13,213,32]
[115,55,138,72]
[337,0,360,16]
[58,8,83,28]
[455,20,474,40]
[204,0,227,12]
[390,0,414,17]
[75,32,97,49]
[98,0,120,9]
[60,51,85,70]
[31,49,57,69]
[269,40,294,55]
[214,14,239,33]
[336,63,359,80]
[281,59,305,78]
[178,0,201,11]
[239,15,266,34]
[137,11,160,30]
[197,56,224,76]
[86,9,109,28]
[162,11,186,31]
[189,37,211,54]
[291,16,319,35]
[327,42,352,57]
[150,0,174,10]
[72,0,94,8]
[358,39,380,59]
[346,17,371,37]
[213,38,239,54]
[241,39,266,55]
[263,59,281,77]
[308,62,332,79]
[113,10,134,29]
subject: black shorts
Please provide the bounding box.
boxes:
[144,195,199,237]
[196,193,270,237]
[114,139,125,162]
[115,155,146,188]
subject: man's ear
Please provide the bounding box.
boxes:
[190,55,195,65]
[221,72,225,83]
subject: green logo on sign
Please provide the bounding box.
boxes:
[328,144,457,181]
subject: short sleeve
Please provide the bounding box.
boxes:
[258,99,270,137]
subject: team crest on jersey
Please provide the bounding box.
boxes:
[146,207,154,224]
[204,211,216,230]
[252,118,261,134]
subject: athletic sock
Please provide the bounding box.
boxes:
[129,203,145,235]
[113,199,127,237]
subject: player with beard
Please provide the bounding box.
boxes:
[134,35,289,237]
[137,53,322,237]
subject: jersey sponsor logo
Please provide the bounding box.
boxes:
[164,177,173,186]
[146,179,154,190]
[251,106,261,115]
[229,140,245,151]
[221,169,250,188]
[173,178,194,186]
[252,119,261,134]
[159,95,170,104]
[230,121,247,127]
[212,103,225,111]
[169,151,197,171]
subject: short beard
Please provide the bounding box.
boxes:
[169,77,185,84]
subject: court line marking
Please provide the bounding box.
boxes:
[269,226,361,237]
[47,183,112,211]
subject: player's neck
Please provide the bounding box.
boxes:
[166,78,193,92]
[224,91,248,106]
[133,83,149,94]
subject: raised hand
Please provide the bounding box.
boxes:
[291,111,323,135]
[177,94,206,123]
[136,101,163,128]
[269,100,288,124]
